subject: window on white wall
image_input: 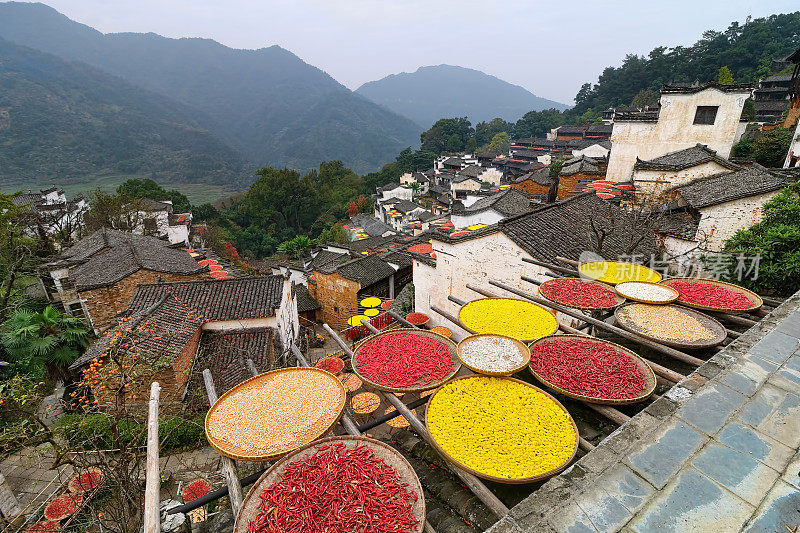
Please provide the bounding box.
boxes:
[693,106,719,125]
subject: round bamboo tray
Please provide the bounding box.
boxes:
[578,261,662,285]
[614,302,727,349]
[614,281,679,305]
[538,277,625,311]
[458,297,559,343]
[456,334,530,376]
[233,436,425,533]
[527,335,656,405]
[424,375,578,484]
[351,328,460,393]
[659,277,763,313]
[204,367,347,461]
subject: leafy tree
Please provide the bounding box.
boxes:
[1,305,90,378]
[752,128,793,167]
[420,117,473,154]
[721,182,800,296]
[731,137,754,158]
[717,66,734,85]
[513,109,565,139]
[465,137,478,153]
[579,108,603,125]
[742,98,757,122]
[0,191,45,320]
[575,83,593,107]
[476,118,514,146]
[630,89,660,108]
[276,235,314,260]
[348,202,358,217]
[116,178,192,212]
[192,203,220,221]
[83,188,143,232]
[549,157,566,178]
[488,132,512,155]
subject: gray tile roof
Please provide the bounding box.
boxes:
[70,293,202,370]
[560,157,604,176]
[452,174,483,184]
[351,214,395,237]
[660,82,754,94]
[69,240,206,291]
[673,165,791,209]
[652,211,701,240]
[393,200,422,214]
[308,249,352,271]
[59,228,173,262]
[381,251,413,269]
[293,283,321,313]
[125,276,285,321]
[499,193,658,262]
[515,168,554,186]
[459,188,536,217]
[138,198,173,213]
[319,253,396,288]
[458,165,483,178]
[634,144,740,171]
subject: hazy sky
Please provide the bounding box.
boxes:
[25,0,800,104]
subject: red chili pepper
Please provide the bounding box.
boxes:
[530,338,647,399]
[250,444,419,532]
[540,279,618,309]
[669,281,753,309]
[355,332,453,388]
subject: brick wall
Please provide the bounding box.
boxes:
[313,271,360,331]
[512,179,554,201]
[80,269,209,333]
[557,172,604,200]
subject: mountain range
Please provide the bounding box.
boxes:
[357,65,568,128]
[0,2,569,196]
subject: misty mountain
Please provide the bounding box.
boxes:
[0,37,247,188]
[356,64,570,128]
[0,2,422,174]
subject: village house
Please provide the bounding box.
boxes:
[450,188,539,230]
[310,252,412,330]
[556,156,607,200]
[12,188,89,243]
[456,164,503,186]
[133,198,193,246]
[783,47,800,167]
[606,82,753,182]
[38,228,209,333]
[511,168,557,202]
[434,154,478,174]
[413,194,657,336]
[631,144,740,201]
[572,140,612,159]
[548,125,587,141]
[663,164,791,254]
[399,171,430,194]
[68,275,299,403]
[450,174,484,199]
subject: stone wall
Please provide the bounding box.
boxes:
[312,270,360,331]
[79,269,209,333]
[632,160,730,200]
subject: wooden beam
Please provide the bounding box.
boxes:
[493,279,707,367]
[322,323,510,519]
[144,382,161,533]
[202,370,244,517]
[578,437,595,452]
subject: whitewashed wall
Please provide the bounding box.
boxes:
[633,161,731,198]
[697,190,781,251]
[412,232,578,342]
[607,88,750,182]
[450,209,505,230]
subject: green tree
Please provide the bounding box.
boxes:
[488,132,512,155]
[720,183,800,296]
[549,157,566,178]
[117,178,192,212]
[1,305,90,378]
[0,192,44,320]
[475,118,514,146]
[752,128,793,167]
[445,133,463,152]
[731,137,754,158]
[420,117,473,154]
[513,109,565,139]
[579,108,603,125]
[276,235,314,260]
[717,66,734,85]
[742,98,757,122]
[192,203,220,221]
[630,89,660,108]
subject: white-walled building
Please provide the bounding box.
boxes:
[632,144,740,200]
[413,194,658,338]
[12,188,89,243]
[132,198,192,246]
[606,83,753,182]
[450,188,538,230]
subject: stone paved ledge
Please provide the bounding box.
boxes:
[488,291,800,533]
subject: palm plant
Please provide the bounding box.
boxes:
[1,305,90,377]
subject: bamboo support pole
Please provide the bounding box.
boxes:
[505,279,707,366]
[522,257,579,276]
[431,304,477,334]
[710,312,758,328]
[144,382,162,533]
[202,370,244,517]
[578,437,595,452]
[322,323,510,519]
[760,296,783,307]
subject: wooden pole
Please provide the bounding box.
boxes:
[709,312,758,328]
[578,437,595,452]
[202,370,244,517]
[430,305,476,334]
[760,295,783,307]
[322,323,510,519]
[498,279,707,367]
[144,382,161,533]
[521,257,579,276]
